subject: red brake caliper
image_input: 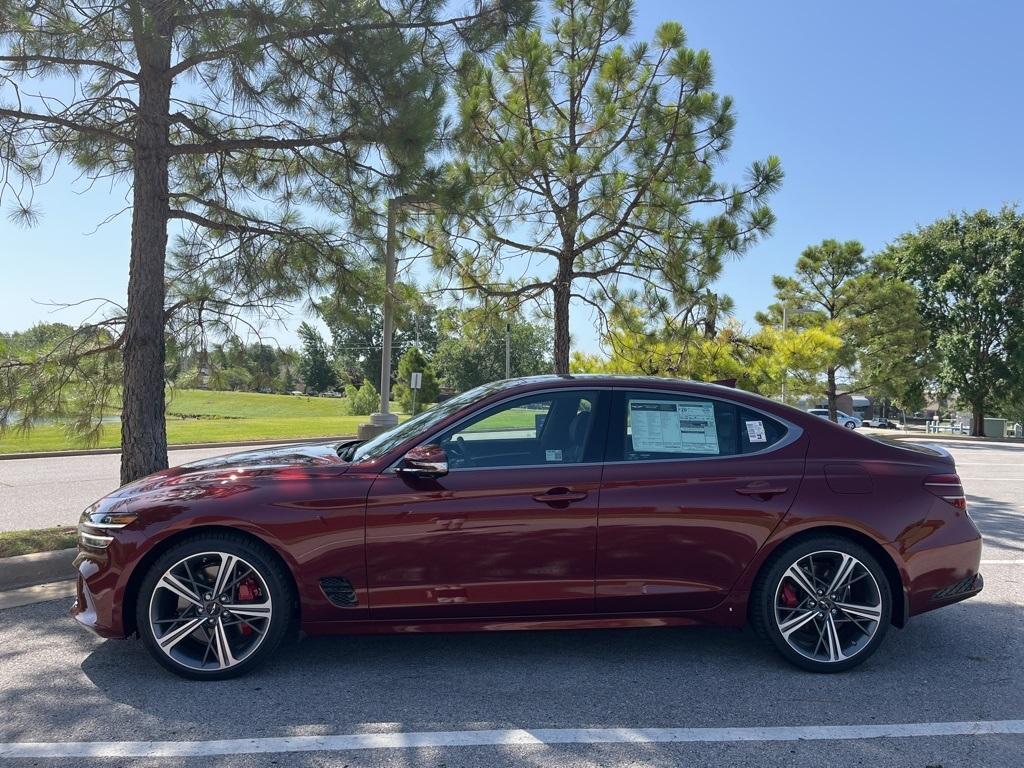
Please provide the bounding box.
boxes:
[236,578,260,636]
[781,582,799,608]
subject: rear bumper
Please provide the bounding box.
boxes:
[905,535,984,618]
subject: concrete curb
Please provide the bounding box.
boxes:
[0,434,357,461]
[0,548,77,591]
[0,581,76,610]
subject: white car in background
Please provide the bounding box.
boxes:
[862,416,898,429]
[807,408,862,429]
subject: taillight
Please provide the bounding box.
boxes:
[924,474,967,510]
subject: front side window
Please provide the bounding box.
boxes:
[616,391,788,461]
[352,380,514,462]
[435,390,601,469]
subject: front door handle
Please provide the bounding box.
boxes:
[735,483,788,500]
[533,488,589,505]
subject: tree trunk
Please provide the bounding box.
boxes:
[971,399,985,437]
[826,367,838,422]
[552,276,571,374]
[121,8,173,485]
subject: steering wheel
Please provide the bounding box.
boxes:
[444,435,469,468]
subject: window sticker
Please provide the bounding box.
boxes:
[745,420,767,443]
[629,400,720,454]
[545,449,563,462]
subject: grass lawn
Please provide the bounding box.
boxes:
[0,526,77,558]
[0,389,408,455]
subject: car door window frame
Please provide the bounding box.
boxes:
[604,388,803,465]
[387,388,612,472]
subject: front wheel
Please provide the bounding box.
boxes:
[844,421,857,429]
[751,536,891,672]
[136,533,293,680]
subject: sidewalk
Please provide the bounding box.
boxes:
[0,548,77,610]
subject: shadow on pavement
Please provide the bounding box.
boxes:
[66,600,1024,735]
[965,492,1024,553]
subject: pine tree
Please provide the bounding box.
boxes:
[297,323,337,395]
[758,240,929,421]
[425,0,781,372]
[0,0,532,482]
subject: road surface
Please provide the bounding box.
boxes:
[0,446,275,531]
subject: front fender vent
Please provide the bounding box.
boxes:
[319,577,359,607]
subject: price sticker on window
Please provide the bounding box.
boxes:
[629,399,720,454]
[745,420,767,443]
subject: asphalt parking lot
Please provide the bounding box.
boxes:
[0,438,1021,767]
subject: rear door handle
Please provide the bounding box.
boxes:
[735,483,788,500]
[533,488,589,505]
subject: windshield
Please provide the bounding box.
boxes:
[351,380,513,462]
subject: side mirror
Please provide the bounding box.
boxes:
[396,444,448,478]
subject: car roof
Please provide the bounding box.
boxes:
[491,373,742,393]
[479,374,791,412]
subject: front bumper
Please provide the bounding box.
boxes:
[68,550,127,639]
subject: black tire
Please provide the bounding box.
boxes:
[844,421,857,429]
[750,535,891,673]
[136,531,294,680]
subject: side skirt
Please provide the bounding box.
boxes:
[300,596,750,636]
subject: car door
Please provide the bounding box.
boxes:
[596,388,807,613]
[365,388,610,620]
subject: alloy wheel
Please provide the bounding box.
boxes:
[773,550,883,664]
[148,551,273,672]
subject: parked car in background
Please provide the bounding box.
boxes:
[863,417,897,429]
[807,408,862,429]
[72,375,982,679]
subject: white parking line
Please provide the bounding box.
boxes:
[981,559,1023,565]
[2,720,1023,759]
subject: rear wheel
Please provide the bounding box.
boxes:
[751,536,891,672]
[136,533,293,680]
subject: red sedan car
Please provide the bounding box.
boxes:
[72,375,983,679]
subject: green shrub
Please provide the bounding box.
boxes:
[348,382,379,416]
[393,347,439,415]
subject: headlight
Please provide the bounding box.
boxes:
[77,503,137,549]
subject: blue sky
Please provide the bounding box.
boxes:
[2,0,1022,353]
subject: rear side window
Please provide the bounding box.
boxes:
[615,391,788,461]
[738,406,788,453]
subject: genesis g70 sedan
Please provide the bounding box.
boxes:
[71,376,983,679]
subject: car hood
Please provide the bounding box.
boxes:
[174,441,351,472]
[104,441,354,502]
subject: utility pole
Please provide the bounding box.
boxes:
[359,194,437,440]
[505,322,511,379]
[781,304,788,405]
[781,303,813,407]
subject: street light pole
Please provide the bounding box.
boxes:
[360,194,437,440]
[781,304,788,405]
[781,304,814,407]
[505,322,511,379]
[369,197,401,430]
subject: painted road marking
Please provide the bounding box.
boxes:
[981,559,1023,565]
[2,721,1023,759]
